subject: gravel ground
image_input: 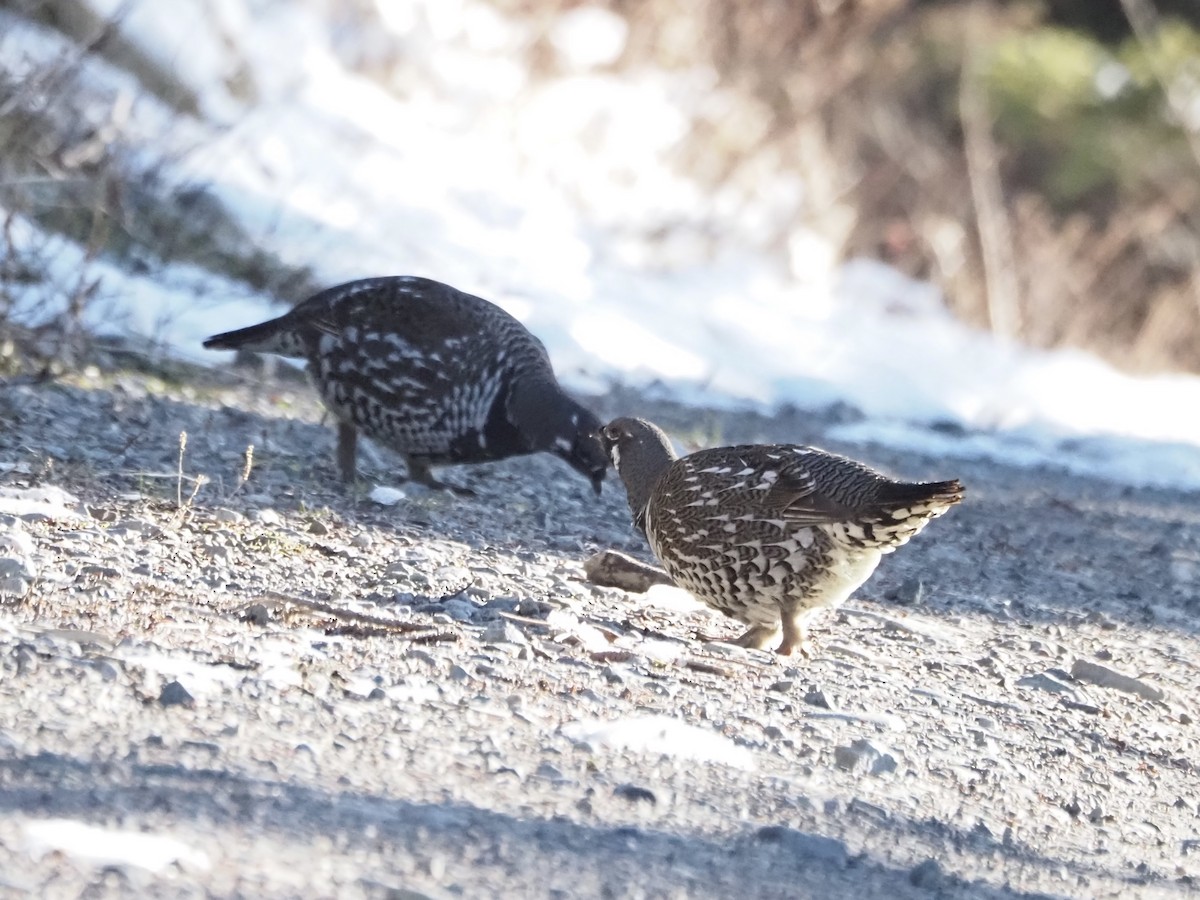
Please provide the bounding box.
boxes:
[0,356,1198,899]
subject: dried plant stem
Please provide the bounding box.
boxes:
[176,430,187,509]
[228,444,255,499]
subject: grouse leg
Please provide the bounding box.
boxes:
[777,612,814,658]
[406,459,476,497]
[730,623,781,651]
[336,422,358,484]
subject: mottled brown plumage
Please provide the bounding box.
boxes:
[204,276,608,493]
[602,417,964,655]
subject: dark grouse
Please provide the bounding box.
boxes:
[204,276,608,493]
[602,417,963,655]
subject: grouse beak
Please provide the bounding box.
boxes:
[562,430,608,497]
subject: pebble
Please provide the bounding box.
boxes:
[159,680,195,708]
[368,486,406,506]
[0,556,35,581]
[482,620,528,645]
[441,599,479,623]
[886,576,924,605]
[1016,671,1077,695]
[751,826,848,867]
[612,784,657,805]
[803,687,832,709]
[833,739,898,776]
[1070,659,1165,702]
[909,858,948,890]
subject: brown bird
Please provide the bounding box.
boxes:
[204,276,608,493]
[602,417,964,655]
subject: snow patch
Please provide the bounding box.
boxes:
[23,819,210,873]
[562,714,756,770]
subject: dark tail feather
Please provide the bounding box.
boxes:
[881,478,965,509]
[203,316,306,358]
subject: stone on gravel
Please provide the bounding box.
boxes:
[886,576,924,605]
[1017,671,1078,695]
[482,619,527,645]
[583,549,674,592]
[368,486,406,506]
[909,858,948,890]
[0,576,31,597]
[751,826,849,867]
[803,686,832,708]
[0,484,83,520]
[834,739,898,776]
[159,680,195,708]
[612,783,657,805]
[1070,658,1165,702]
[0,556,35,581]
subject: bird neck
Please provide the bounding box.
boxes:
[620,430,677,524]
[506,375,575,452]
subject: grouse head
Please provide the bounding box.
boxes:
[508,377,608,495]
[601,417,678,528]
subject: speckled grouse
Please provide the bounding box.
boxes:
[203,276,608,493]
[602,417,963,655]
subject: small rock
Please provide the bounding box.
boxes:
[803,686,832,709]
[887,576,924,605]
[533,762,564,782]
[213,508,244,524]
[306,519,330,535]
[240,603,272,626]
[833,739,897,776]
[368,486,407,506]
[751,826,848,867]
[1070,658,1165,702]
[78,564,123,580]
[86,505,118,522]
[254,509,282,526]
[159,680,195,708]
[909,858,947,890]
[448,664,471,682]
[0,576,30,597]
[1017,671,1077,695]
[0,528,35,559]
[583,550,674,593]
[767,680,793,693]
[483,619,528,645]
[601,666,625,685]
[441,599,478,622]
[0,556,35,581]
[350,533,373,549]
[613,784,656,805]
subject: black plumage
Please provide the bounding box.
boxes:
[602,417,964,655]
[204,276,608,493]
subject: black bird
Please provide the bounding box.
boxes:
[204,276,608,493]
[602,417,963,655]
